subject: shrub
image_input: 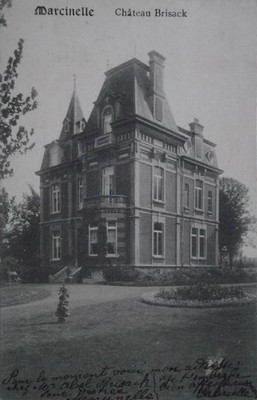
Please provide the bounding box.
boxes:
[103,265,143,282]
[55,285,70,323]
[155,283,246,302]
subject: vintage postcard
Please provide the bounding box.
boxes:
[1,0,257,399]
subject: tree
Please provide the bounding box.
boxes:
[3,186,40,282]
[0,1,38,178]
[219,177,256,267]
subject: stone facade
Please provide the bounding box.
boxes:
[37,51,222,278]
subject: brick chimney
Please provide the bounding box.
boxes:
[189,118,204,158]
[189,118,204,137]
[148,50,165,121]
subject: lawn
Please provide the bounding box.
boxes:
[0,284,50,307]
[1,285,257,400]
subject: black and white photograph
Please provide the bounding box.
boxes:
[0,0,257,399]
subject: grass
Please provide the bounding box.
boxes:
[1,287,257,400]
[0,284,50,307]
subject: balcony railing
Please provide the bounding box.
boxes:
[94,134,113,148]
[84,195,127,208]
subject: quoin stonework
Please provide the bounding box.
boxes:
[36,51,222,280]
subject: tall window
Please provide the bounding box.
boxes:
[184,183,190,208]
[107,221,117,256]
[191,227,206,259]
[102,166,114,195]
[51,184,61,213]
[103,107,112,134]
[77,177,83,209]
[195,180,203,210]
[207,190,213,213]
[153,167,164,202]
[52,232,61,260]
[153,222,164,257]
[89,224,98,256]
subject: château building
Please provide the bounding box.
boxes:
[37,51,222,279]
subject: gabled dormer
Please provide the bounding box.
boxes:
[59,83,86,140]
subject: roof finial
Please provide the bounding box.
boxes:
[73,74,77,91]
[134,44,137,57]
[106,59,110,68]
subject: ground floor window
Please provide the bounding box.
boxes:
[89,224,98,256]
[191,227,206,259]
[153,222,164,257]
[52,231,61,260]
[107,221,117,255]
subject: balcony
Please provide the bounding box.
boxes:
[84,195,127,209]
[94,133,113,149]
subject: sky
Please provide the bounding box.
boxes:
[1,0,257,256]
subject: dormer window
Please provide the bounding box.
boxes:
[64,120,69,132]
[103,107,113,134]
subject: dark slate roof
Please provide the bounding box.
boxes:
[59,89,85,140]
[86,58,179,135]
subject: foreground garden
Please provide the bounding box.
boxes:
[1,283,257,400]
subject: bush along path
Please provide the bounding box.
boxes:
[142,282,257,308]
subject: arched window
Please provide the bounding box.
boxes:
[103,107,112,134]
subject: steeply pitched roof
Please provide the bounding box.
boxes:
[86,57,179,135]
[59,87,85,140]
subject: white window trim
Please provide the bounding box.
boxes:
[194,179,204,211]
[51,183,61,214]
[153,165,165,204]
[88,225,98,256]
[190,225,207,260]
[51,232,61,261]
[152,219,165,259]
[106,220,118,257]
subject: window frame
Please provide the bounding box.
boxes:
[106,221,117,256]
[195,179,203,211]
[153,166,164,203]
[88,224,98,256]
[184,183,190,208]
[51,231,61,261]
[51,183,61,214]
[153,221,164,258]
[207,190,213,213]
[191,226,207,260]
[77,177,83,210]
[102,166,115,196]
[102,107,113,134]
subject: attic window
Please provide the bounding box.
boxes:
[64,120,69,132]
[103,107,113,134]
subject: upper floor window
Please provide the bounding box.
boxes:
[102,166,114,196]
[77,177,83,209]
[153,166,164,202]
[184,183,190,208]
[207,190,213,213]
[89,224,98,256]
[52,231,61,260]
[195,180,203,210]
[153,222,164,257]
[51,184,61,213]
[107,221,117,256]
[103,107,112,134]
